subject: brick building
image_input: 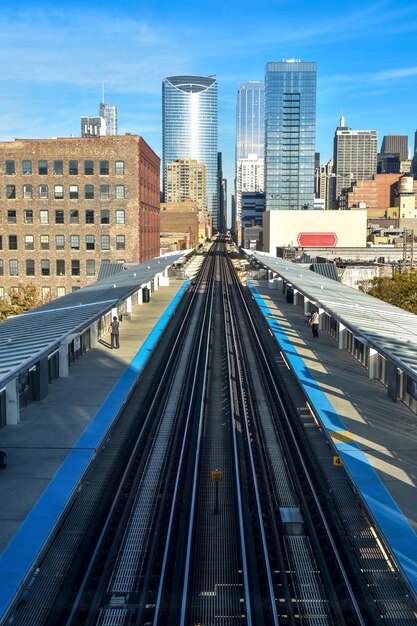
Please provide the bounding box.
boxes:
[0,135,160,300]
[341,173,406,213]
[160,201,200,252]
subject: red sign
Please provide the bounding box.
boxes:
[297,232,338,247]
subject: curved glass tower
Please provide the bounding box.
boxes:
[162,75,218,227]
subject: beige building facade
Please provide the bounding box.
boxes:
[165,158,207,213]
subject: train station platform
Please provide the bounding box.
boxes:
[248,278,417,597]
[0,279,187,619]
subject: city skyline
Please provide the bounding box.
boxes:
[1,1,417,191]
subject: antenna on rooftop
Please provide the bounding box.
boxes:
[102,82,105,104]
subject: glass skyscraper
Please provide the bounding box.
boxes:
[162,75,218,227]
[265,60,316,210]
[236,82,264,159]
[99,102,118,136]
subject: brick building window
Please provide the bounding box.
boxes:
[41,259,50,276]
[115,160,125,175]
[101,234,110,250]
[84,160,94,175]
[70,209,79,224]
[40,235,50,250]
[7,210,17,223]
[9,235,17,250]
[100,184,109,199]
[24,209,33,224]
[85,184,94,199]
[26,259,35,276]
[40,210,49,224]
[55,209,64,224]
[6,160,15,175]
[115,184,125,199]
[0,260,3,276]
[55,234,65,250]
[57,287,66,297]
[69,160,78,175]
[86,234,95,250]
[0,235,2,249]
[85,210,94,224]
[86,259,95,276]
[6,185,16,199]
[38,160,48,175]
[9,259,18,276]
[25,235,34,250]
[22,160,32,175]
[71,260,80,276]
[70,235,80,250]
[41,287,51,300]
[54,185,64,199]
[69,185,79,199]
[39,185,48,199]
[116,235,125,250]
[100,160,109,175]
[56,259,65,276]
[101,209,110,224]
[54,160,63,175]
[23,184,33,199]
[116,210,125,224]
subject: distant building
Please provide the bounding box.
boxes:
[0,135,160,299]
[81,116,107,138]
[317,158,333,210]
[377,153,401,174]
[341,173,402,213]
[165,158,207,213]
[99,101,118,136]
[265,60,316,211]
[236,154,264,218]
[380,135,408,161]
[160,200,200,251]
[241,192,265,227]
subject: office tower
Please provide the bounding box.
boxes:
[81,116,107,137]
[265,60,316,211]
[99,101,118,136]
[162,75,218,228]
[235,82,264,220]
[332,117,377,208]
[380,135,408,161]
[165,158,207,213]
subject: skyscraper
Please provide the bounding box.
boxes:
[162,75,218,228]
[380,135,408,161]
[265,60,316,211]
[165,158,207,213]
[332,117,377,208]
[99,101,118,136]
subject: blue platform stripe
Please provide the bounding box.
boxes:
[247,281,417,595]
[0,280,189,619]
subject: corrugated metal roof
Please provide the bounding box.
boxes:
[0,252,189,389]
[310,263,340,282]
[250,251,417,380]
[97,262,126,282]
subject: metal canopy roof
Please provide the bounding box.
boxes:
[0,252,189,389]
[250,251,417,381]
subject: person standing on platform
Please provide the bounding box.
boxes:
[110,316,120,349]
[309,310,319,338]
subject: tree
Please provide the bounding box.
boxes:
[359,269,417,314]
[0,283,45,321]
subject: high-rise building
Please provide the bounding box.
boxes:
[265,60,316,211]
[380,135,408,161]
[162,75,218,228]
[165,158,207,213]
[332,117,377,208]
[99,102,118,136]
[80,116,107,138]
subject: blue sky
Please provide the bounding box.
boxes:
[1,0,417,190]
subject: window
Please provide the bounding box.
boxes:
[57,287,66,297]
[99,160,109,175]
[38,160,48,175]
[101,209,110,224]
[24,209,33,224]
[56,259,65,276]
[115,185,125,199]
[0,287,4,298]
[70,234,80,250]
[23,184,32,199]
[69,185,79,199]
[0,261,3,276]
[9,259,19,276]
[54,185,64,199]
[41,287,51,300]
[0,236,2,249]
[26,259,35,276]
[86,259,95,276]
[70,209,79,224]
[84,160,94,175]
[39,184,48,199]
[101,234,110,250]
[41,259,50,276]
[71,260,80,276]
[115,210,125,224]
[6,185,16,199]
[100,184,109,199]
[69,160,78,175]
[85,234,95,250]
[85,210,94,224]
[55,209,64,224]
[6,160,15,175]
[22,160,32,175]
[116,235,125,250]
[115,160,125,175]
[40,210,49,224]
[9,235,17,250]
[40,235,50,250]
[54,160,63,175]
[85,184,94,199]
[55,234,65,250]
[25,235,34,250]
[7,210,17,223]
